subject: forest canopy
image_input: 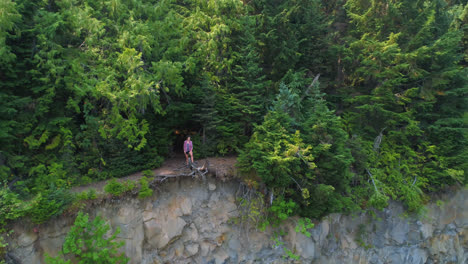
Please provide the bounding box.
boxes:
[0,0,467,221]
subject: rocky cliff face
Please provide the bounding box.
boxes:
[6,178,468,264]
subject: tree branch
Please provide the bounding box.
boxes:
[149,160,209,187]
[412,176,417,186]
[366,168,379,193]
[300,74,321,102]
[373,127,386,152]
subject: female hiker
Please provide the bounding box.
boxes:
[184,136,194,165]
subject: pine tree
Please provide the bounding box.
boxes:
[334,0,468,209]
[229,15,270,137]
[251,0,329,81]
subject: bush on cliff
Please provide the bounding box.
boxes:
[46,212,128,264]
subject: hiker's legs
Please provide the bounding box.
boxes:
[185,152,189,165]
[189,151,193,163]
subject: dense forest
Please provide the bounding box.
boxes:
[1,0,467,234]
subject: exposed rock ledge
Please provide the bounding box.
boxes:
[6,177,467,264]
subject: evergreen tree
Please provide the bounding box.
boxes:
[251,0,329,81]
[0,0,466,225]
[335,0,468,209]
[46,212,128,264]
[229,14,270,137]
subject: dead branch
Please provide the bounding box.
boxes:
[149,160,209,188]
[78,39,86,49]
[373,127,386,152]
[366,168,379,193]
[412,176,417,186]
[300,73,321,102]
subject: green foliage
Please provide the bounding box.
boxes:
[138,177,153,199]
[283,248,300,261]
[104,179,135,197]
[76,189,98,201]
[0,0,20,64]
[239,77,357,218]
[68,189,99,213]
[295,218,314,238]
[142,170,154,178]
[0,0,465,227]
[0,230,13,264]
[269,231,301,261]
[238,110,315,190]
[30,163,70,192]
[0,185,31,231]
[269,198,297,225]
[29,187,74,224]
[46,212,128,264]
[335,0,468,211]
[86,189,97,200]
[251,0,329,80]
[368,192,389,211]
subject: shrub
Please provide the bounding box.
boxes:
[142,170,154,178]
[104,179,135,196]
[79,176,93,185]
[29,186,74,224]
[138,177,153,199]
[46,212,128,264]
[269,198,296,224]
[76,189,98,201]
[86,189,97,200]
[30,163,70,192]
[76,192,88,201]
[259,197,297,230]
[0,185,30,231]
[295,218,314,238]
[368,192,389,210]
[69,188,99,214]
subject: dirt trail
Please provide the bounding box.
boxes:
[71,155,238,193]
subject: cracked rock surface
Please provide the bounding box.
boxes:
[7,178,467,264]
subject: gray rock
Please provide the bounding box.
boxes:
[185,243,199,256]
[144,216,186,249]
[212,248,229,264]
[179,196,192,216]
[8,231,40,264]
[182,223,199,242]
[405,247,428,264]
[200,241,216,257]
[228,235,241,252]
[16,232,37,247]
[6,179,468,264]
[173,241,185,257]
[390,219,409,244]
[420,222,434,240]
[208,183,216,191]
[407,225,422,244]
[311,219,329,244]
[208,191,221,207]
